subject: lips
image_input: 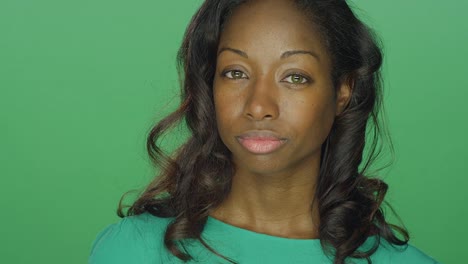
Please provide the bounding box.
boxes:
[236,130,287,154]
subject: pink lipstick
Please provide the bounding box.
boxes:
[236,131,286,154]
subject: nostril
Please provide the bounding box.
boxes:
[246,112,274,121]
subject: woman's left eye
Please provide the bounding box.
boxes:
[282,74,309,84]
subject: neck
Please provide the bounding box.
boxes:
[210,158,321,239]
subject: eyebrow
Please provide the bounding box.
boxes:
[217,47,320,61]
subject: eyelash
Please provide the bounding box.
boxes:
[221,69,310,85]
[222,70,248,80]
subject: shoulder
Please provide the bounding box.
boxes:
[88,212,174,264]
[387,243,440,264]
[367,237,441,264]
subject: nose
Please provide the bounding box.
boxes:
[243,76,279,121]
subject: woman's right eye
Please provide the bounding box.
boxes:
[223,70,247,79]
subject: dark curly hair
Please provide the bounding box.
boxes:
[117,0,410,263]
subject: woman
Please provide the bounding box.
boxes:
[89,0,440,263]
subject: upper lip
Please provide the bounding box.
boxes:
[237,130,287,141]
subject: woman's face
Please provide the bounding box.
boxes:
[213,0,350,175]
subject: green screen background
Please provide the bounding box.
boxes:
[1,0,466,263]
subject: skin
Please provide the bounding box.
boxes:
[210,0,351,239]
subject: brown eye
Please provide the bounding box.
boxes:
[224,70,247,79]
[283,73,308,84]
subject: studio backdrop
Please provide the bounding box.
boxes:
[1,0,466,263]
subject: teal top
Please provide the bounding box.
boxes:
[89,212,440,263]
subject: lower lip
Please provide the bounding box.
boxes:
[237,138,286,154]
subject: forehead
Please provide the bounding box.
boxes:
[218,0,329,63]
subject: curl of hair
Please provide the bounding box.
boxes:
[118,0,409,263]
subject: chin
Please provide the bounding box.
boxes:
[232,155,289,175]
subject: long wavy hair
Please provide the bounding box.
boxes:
[118,0,410,263]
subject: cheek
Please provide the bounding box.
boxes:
[285,92,336,143]
[213,88,239,135]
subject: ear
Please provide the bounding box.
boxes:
[335,78,353,116]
